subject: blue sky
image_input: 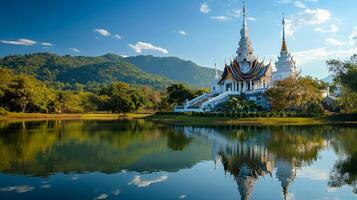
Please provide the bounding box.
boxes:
[1,0,356,78]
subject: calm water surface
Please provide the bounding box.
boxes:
[0,120,356,200]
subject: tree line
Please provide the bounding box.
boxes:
[0,68,205,114]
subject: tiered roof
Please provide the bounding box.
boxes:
[220,59,271,82]
[219,0,272,83]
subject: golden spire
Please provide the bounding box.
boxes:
[281,13,288,52]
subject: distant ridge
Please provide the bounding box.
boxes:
[124,55,220,87]
[0,53,220,88]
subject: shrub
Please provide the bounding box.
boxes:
[0,107,8,115]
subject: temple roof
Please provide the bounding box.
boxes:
[219,59,272,82]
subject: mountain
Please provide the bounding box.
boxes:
[58,62,174,88]
[124,55,220,87]
[322,74,335,83]
[0,53,218,88]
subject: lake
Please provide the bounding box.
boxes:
[0,120,356,200]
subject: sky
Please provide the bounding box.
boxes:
[1,0,357,79]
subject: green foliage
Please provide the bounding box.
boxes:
[0,53,218,89]
[58,62,174,89]
[0,68,169,114]
[327,55,357,113]
[0,107,8,115]
[267,76,323,113]
[166,84,195,105]
[215,97,262,113]
[327,54,357,92]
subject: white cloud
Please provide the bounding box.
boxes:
[315,24,339,33]
[200,2,210,14]
[349,26,357,46]
[94,28,111,37]
[277,0,319,4]
[178,30,187,36]
[179,194,186,199]
[128,175,168,188]
[322,26,357,47]
[277,0,292,4]
[294,1,306,8]
[41,42,53,46]
[113,34,122,40]
[231,9,241,18]
[325,38,348,46]
[0,38,37,46]
[210,16,231,22]
[301,8,331,25]
[128,42,168,54]
[285,8,332,38]
[293,47,357,65]
[69,48,80,53]
[284,19,295,38]
[247,17,257,21]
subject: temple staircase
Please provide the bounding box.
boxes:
[175,91,232,112]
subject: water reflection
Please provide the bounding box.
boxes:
[0,120,356,199]
[180,126,357,199]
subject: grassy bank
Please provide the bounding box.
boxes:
[0,112,152,121]
[145,114,357,126]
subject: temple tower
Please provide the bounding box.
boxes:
[236,0,256,73]
[273,15,297,82]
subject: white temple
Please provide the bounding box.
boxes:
[175,1,297,113]
[273,16,297,82]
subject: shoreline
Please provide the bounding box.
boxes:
[1,113,356,126]
[144,114,357,126]
[0,113,152,121]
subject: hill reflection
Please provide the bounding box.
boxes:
[0,121,356,199]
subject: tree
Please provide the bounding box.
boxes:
[109,93,135,114]
[327,55,357,113]
[0,68,13,97]
[267,76,301,111]
[267,76,323,112]
[10,75,52,113]
[166,84,194,105]
[327,54,357,92]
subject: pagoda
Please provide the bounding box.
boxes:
[174,1,298,113]
[273,15,297,81]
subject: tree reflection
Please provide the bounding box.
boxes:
[329,127,357,194]
[0,120,208,176]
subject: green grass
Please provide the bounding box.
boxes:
[0,112,152,121]
[145,114,357,126]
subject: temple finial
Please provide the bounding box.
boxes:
[214,62,220,80]
[281,12,288,52]
[242,0,247,27]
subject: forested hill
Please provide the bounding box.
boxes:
[124,55,219,87]
[0,53,219,88]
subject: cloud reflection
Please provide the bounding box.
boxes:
[128,175,168,188]
[94,193,108,200]
[0,185,34,193]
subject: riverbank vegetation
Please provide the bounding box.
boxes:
[1,54,356,120]
[0,67,206,115]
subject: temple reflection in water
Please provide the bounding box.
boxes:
[0,120,356,200]
[181,126,329,200]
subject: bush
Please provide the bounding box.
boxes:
[0,107,8,115]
